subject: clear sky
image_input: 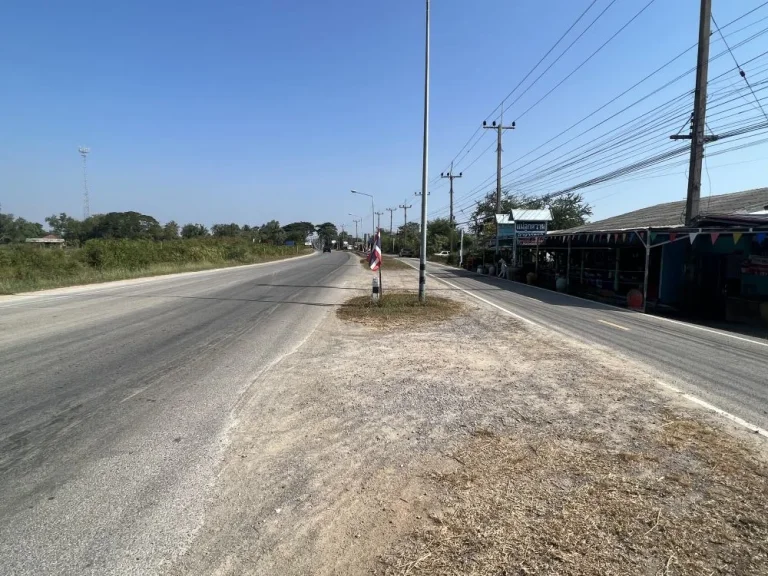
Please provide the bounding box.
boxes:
[2,0,767,232]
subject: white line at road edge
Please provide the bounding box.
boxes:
[424,260,768,349]
[400,260,538,327]
[401,259,766,440]
[656,380,768,438]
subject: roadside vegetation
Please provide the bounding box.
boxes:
[0,239,311,294]
[0,210,341,294]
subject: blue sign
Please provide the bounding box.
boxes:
[284,240,295,246]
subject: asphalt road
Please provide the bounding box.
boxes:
[419,261,768,432]
[0,251,356,576]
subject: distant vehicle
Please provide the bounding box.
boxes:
[434,250,450,257]
[323,245,331,253]
[399,249,414,257]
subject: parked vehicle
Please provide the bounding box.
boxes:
[323,245,332,253]
[434,250,450,257]
[399,248,414,257]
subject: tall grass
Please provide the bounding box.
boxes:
[0,238,310,294]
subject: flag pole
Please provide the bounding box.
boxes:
[379,227,383,297]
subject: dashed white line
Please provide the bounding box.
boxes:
[598,319,630,331]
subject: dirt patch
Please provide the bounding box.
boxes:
[337,291,463,328]
[172,260,768,576]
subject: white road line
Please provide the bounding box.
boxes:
[656,380,768,438]
[597,319,630,331]
[405,259,767,438]
[424,260,768,349]
[120,386,151,404]
[400,260,539,327]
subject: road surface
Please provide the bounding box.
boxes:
[418,261,768,431]
[0,251,356,576]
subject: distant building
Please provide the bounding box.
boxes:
[25,234,65,248]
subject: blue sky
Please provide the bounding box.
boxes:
[2,0,767,232]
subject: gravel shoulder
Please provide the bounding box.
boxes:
[171,260,768,575]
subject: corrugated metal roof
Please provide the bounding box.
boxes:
[511,209,553,222]
[559,188,768,233]
[495,209,554,224]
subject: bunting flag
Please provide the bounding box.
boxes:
[710,232,720,244]
[614,233,619,242]
[689,231,699,243]
[757,232,767,244]
[733,232,743,245]
[587,234,592,242]
[650,232,658,244]
[622,233,627,242]
[638,231,644,241]
[669,232,677,242]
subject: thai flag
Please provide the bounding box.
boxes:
[368,228,382,271]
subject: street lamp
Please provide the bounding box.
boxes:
[351,189,375,237]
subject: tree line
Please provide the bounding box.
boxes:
[0,211,346,247]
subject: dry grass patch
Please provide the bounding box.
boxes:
[359,257,414,271]
[337,292,463,328]
[380,420,768,576]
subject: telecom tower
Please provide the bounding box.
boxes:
[78,146,90,219]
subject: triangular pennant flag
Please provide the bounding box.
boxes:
[757,232,767,244]
[606,234,611,242]
[733,232,743,244]
[622,233,627,242]
[710,232,720,244]
[638,231,644,240]
[587,234,592,242]
[650,232,657,243]
[669,232,677,242]
[689,231,699,243]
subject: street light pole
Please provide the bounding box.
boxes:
[351,190,375,238]
[418,0,430,302]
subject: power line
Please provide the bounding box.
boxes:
[437,0,607,175]
[712,13,768,122]
[429,3,768,219]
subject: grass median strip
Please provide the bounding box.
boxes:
[359,257,413,271]
[337,291,463,327]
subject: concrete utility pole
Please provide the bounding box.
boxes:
[352,218,361,248]
[483,120,515,254]
[386,207,396,252]
[399,202,412,248]
[375,211,383,233]
[670,0,715,226]
[440,161,463,256]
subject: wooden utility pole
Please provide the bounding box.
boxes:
[670,0,715,226]
[441,161,463,257]
[483,119,515,254]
